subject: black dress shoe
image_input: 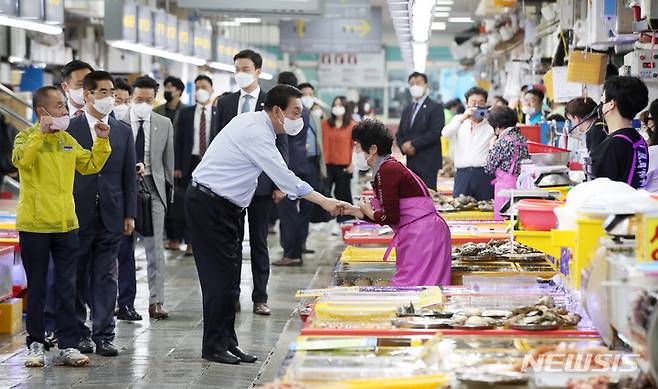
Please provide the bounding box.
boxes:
[302,247,315,254]
[77,337,94,354]
[95,340,119,357]
[228,346,257,363]
[202,350,240,365]
[117,307,143,321]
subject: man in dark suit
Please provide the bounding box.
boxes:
[271,72,310,267]
[396,72,445,190]
[172,75,215,256]
[68,71,137,357]
[211,49,281,316]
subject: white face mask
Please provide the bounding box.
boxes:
[332,106,346,117]
[67,86,85,106]
[301,95,315,109]
[353,151,371,171]
[113,104,130,121]
[132,102,153,120]
[409,85,425,98]
[522,106,537,116]
[234,72,255,89]
[277,109,304,136]
[196,89,211,104]
[363,103,371,113]
[92,96,115,116]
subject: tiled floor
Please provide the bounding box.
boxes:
[0,224,342,389]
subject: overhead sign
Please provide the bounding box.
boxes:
[103,0,136,43]
[178,20,191,55]
[324,0,370,19]
[137,5,153,46]
[44,0,64,24]
[153,9,167,48]
[166,14,178,52]
[280,7,382,53]
[214,35,240,65]
[193,23,212,60]
[318,52,385,88]
[176,0,322,15]
[0,0,16,15]
[19,0,40,19]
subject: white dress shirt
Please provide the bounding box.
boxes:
[130,109,152,175]
[192,103,212,156]
[441,114,495,169]
[410,94,428,125]
[237,87,261,114]
[83,110,109,142]
[192,111,314,208]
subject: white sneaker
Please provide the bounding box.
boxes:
[24,342,45,367]
[53,348,90,367]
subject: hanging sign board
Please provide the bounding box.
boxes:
[44,0,64,24]
[318,52,385,87]
[0,0,17,16]
[153,9,167,48]
[103,0,137,43]
[166,14,178,52]
[137,5,153,46]
[178,20,191,55]
[19,0,40,20]
[193,23,211,60]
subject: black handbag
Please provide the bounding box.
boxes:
[135,176,154,237]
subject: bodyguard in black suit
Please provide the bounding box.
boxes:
[68,71,137,357]
[211,49,281,315]
[396,71,445,190]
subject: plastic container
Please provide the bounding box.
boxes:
[517,199,563,231]
[527,141,569,154]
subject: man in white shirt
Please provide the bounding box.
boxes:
[441,87,496,200]
[171,75,215,255]
[129,76,175,320]
[187,85,345,365]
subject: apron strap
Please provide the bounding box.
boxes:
[613,133,647,185]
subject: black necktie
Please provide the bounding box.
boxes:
[136,120,145,164]
[409,102,418,127]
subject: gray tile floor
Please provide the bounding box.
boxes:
[0,224,342,389]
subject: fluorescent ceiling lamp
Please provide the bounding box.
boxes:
[110,41,207,66]
[435,0,454,4]
[412,41,428,73]
[448,17,474,23]
[411,0,434,42]
[218,21,241,27]
[432,22,447,30]
[434,6,451,11]
[434,12,450,17]
[0,15,62,35]
[234,17,261,23]
[207,61,273,80]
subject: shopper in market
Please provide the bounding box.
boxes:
[444,98,465,125]
[129,76,175,319]
[186,84,347,365]
[396,72,444,190]
[13,86,111,367]
[212,49,282,315]
[272,72,310,268]
[172,75,215,257]
[344,118,451,286]
[522,87,545,125]
[441,86,495,200]
[644,99,658,193]
[68,71,136,357]
[322,95,355,223]
[565,97,608,154]
[590,76,649,189]
[154,76,187,125]
[484,106,530,219]
[61,60,94,117]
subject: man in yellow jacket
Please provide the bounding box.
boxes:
[12,86,111,368]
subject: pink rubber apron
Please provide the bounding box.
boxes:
[491,138,521,220]
[371,161,452,286]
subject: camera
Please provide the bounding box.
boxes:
[473,106,490,120]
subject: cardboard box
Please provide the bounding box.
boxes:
[0,298,22,334]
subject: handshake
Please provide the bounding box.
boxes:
[320,197,373,219]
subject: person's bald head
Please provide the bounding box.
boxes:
[33,86,68,120]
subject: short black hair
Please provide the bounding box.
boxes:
[264,84,302,111]
[114,78,133,95]
[234,49,263,69]
[464,87,488,102]
[493,96,509,106]
[164,76,185,92]
[352,119,393,156]
[277,71,298,87]
[32,86,60,112]
[603,76,649,120]
[82,71,114,91]
[445,98,465,114]
[565,97,597,119]
[298,82,314,91]
[649,99,658,146]
[525,88,545,102]
[61,60,94,81]
[194,75,213,87]
[408,71,428,84]
[132,75,159,93]
[488,106,518,129]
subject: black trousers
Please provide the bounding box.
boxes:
[301,156,322,245]
[186,185,243,353]
[166,156,201,242]
[325,164,353,223]
[238,195,272,304]
[19,230,79,349]
[75,208,122,342]
[453,167,495,201]
[278,198,303,259]
[116,233,137,310]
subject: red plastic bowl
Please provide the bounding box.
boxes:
[517,199,563,231]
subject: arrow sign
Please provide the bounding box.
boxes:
[343,19,370,38]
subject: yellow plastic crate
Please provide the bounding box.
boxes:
[340,246,396,263]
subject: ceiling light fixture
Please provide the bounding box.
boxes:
[411,0,434,42]
[234,17,261,23]
[431,22,447,30]
[435,0,454,4]
[110,41,207,66]
[434,12,450,17]
[434,6,451,11]
[0,15,62,35]
[207,61,273,80]
[448,16,474,23]
[218,21,241,27]
[412,41,428,73]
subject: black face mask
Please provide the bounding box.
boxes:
[164,91,174,102]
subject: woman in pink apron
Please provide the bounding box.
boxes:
[344,119,452,286]
[484,106,530,220]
